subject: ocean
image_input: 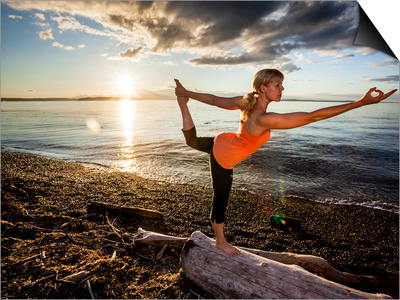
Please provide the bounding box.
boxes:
[1,99,399,213]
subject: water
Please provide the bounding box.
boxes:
[1,99,399,213]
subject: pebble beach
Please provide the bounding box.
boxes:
[1,151,399,298]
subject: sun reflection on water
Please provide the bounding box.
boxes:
[118,99,136,172]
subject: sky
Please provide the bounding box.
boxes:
[1,0,399,101]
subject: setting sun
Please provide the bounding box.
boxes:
[114,73,136,97]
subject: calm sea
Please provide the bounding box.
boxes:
[1,99,399,213]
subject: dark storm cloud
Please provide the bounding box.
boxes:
[282,1,352,27]
[5,1,359,71]
[187,1,358,67]
[164,1,283,46]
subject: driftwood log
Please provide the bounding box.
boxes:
[180,231,392,299]
[133,228,393,288]
[88,201,163,220]
[237,246,394,287]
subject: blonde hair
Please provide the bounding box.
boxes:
[240,69,284,121]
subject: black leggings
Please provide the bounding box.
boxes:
[182,127,233,224]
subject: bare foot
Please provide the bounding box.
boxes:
[216,240,241,257]
[177,96,189,105]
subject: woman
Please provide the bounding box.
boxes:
[174,69,396,256]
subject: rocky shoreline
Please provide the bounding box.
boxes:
[1,152,399,298]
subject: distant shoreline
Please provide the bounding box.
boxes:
[0,98,391,103]
[2,97,398,103]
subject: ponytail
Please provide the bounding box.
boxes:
[240,92,259,122]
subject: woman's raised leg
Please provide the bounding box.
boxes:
[177,96,194,131]
[177,96,214,153]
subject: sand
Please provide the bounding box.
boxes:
[1,152,398,298]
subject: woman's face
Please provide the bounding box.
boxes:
[263,80,284,102]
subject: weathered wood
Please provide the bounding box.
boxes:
[156,245,168,260]
[88,201,163,220]
[239,246,387,287]
[133,228,188,249]
[133,229,392,288]
[12,251,46,267]
[61,271,91,284]
[102,244,126,254]
[86,280,95,299]
[180,231,392,299]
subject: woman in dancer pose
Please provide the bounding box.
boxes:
[175,69,396,256]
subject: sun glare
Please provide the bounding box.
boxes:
[115,73,136,97]
[118,98,137,172]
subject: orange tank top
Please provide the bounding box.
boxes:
[213,109,270,169]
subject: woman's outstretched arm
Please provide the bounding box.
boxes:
[259,87,397,130]
[174,79,242,110]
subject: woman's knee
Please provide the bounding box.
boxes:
[182,127,213,153]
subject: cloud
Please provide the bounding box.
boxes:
[52,41,74,51]
[366,75,399,83]
[78,44,86,48]
[281,63,301,73]
[119,46,143,59]
[187,2,358,69]
[35,13,45,20]
[369,59,399,69]
[38,29,54,40]
[164,61,177,66]
[5,1,359,70]
[109,46,144,61]
[9,14,23,19]
[354,47,378,56]
[50,15,108,37]
[33,22,49,27]
[334,54,355,60]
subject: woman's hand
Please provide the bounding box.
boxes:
[174,78,242,110]
[358,87,397,105]
[174,79,188,97]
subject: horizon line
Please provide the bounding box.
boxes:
[2,97,399,103]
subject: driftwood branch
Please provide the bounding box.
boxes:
[60,271,91,284]
[134,228,396,289]
[86,280,95,299]
[88,201,163,220]
[180,231,392,299]
[12,251,46,268]
[134,228,188,249]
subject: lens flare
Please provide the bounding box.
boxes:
[273,164,285,201]
[86,119,102,131]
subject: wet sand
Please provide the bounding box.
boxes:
[1,152,399,298]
